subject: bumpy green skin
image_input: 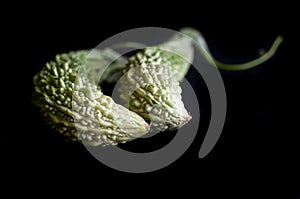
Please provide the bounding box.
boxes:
[33,50,149,146]
[117,33,194,131]
[119,46,192,131]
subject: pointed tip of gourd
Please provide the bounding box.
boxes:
[179,114,192,128]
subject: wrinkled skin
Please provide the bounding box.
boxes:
[33,50,149,146]
[118,34,194,131]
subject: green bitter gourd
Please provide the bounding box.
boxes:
[33,27,283,144]
[33,49,149,146]
[118,33,194,131]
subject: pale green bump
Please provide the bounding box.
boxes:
[59,78,65,88]
[52,65,58,77]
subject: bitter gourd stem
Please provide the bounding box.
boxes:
[180,27,283,71]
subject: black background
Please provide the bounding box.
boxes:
[4,1,298,198]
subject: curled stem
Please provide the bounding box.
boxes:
[181,27,283,71]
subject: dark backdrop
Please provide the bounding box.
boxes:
[4,2,298,198]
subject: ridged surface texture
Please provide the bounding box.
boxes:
[118,35,193,131]
[33,50,149,146]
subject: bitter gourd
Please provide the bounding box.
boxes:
[118,33,194,131]
[33,49,149,146]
